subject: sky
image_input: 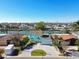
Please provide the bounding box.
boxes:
[0,0,79,23]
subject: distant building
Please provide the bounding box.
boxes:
[0,22,72,30]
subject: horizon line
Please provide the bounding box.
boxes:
[0,21,73,23]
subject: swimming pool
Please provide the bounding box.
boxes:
[28,34,52,45]
[19,31,52,45]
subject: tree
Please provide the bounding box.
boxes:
[0,24,3,33]
[52,35,59,46]
[75,39,79,51]
[72,20,79,31]
[35,21,45,30]
[0,24,3,28]
[20,37,29,45]
[11,36,20,46]
[20,36,30,50]
[52,35,65,54]
[63,28,70,34]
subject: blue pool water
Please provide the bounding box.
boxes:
[19,31,52,45]
[28,34,52,45]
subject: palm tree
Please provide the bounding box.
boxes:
[11,36,20,46]
[52,35,59,46]
[59,37,65,52]
[48,31,51,38]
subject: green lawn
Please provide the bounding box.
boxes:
[31,49,46,56]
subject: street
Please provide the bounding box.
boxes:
[4,56,79,59]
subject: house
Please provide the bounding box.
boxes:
[0,35,13,46]
[59,34,76,45]
[0,34,25,46]
[51,34,76,46]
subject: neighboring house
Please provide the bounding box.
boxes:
[0,35,13,46]
[0,34,24,46]
[59,34,76,45]
[51,34,76,46]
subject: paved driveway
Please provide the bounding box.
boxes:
[18,44,60,57]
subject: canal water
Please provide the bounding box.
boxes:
[0,30,64,34]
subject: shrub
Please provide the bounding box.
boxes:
[31,49,46,56]
[20,37,29,45]
[75,39,79,51]
[12,49,19,56]
[0,48,4,57]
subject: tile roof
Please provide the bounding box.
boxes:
[52,34,76,41]
[60,34,75,40]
